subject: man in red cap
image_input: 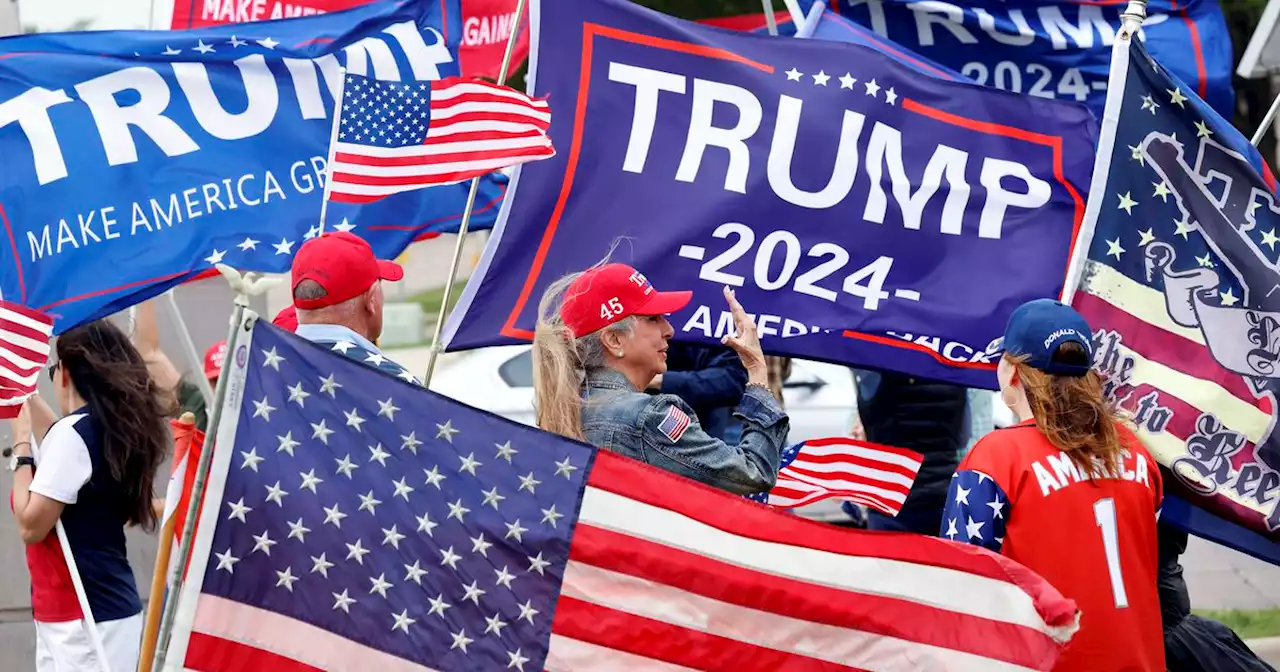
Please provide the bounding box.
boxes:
[290,231,420,383]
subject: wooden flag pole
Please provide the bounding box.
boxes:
[138,412,197,672]
[421,0,530,387]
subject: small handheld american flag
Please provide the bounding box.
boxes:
[327,73,555,204]
[0,300,54,419]
[748,437,924,516]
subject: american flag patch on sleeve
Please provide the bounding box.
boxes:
[657,405,692,443]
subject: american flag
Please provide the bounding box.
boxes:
[1071,38,1280,558]
[162,322,1079,671]
[0,300,53,419]
[747,437,923,515]
[327,73,554,204]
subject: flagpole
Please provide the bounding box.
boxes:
[164,290,214,406]
[762,0,780,35]
[317,68,349,237]
[1251,92,1280,147]
[138,412,196,672]
[150,267,279,671]
[0,287,109,672]
[421,0,529,387]
[1120,0,1146,35]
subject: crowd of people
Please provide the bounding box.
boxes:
[5,230,1276,671]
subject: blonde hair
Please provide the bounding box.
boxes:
[1011,342,1125,479]
[532,270,635,441]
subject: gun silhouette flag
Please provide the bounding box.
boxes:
[1072,35,1280,565]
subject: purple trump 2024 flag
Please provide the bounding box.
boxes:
[162,318,1081,670]
[1071,34,1280,565]
[441,0,1099,389]
[0,0,507,334]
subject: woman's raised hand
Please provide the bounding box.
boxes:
[719,286,768,385]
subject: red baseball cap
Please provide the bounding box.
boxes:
[204,341,227,380]
[291,232,404,310]
[272,305,299,332]
[559,264,692,338]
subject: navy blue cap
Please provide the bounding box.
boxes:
[1002,299,1094,376]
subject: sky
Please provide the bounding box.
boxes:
[18,0,155,32]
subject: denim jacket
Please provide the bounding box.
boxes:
[580,368,788,495]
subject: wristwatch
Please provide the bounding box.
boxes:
[8,455,34,472]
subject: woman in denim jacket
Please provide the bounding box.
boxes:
[531,262,789,496]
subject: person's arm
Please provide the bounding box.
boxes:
[655,346,748,409]
[12,413,91,545]
[639,391,788,495]
[134,301,183,393]
[940,469,1008,552]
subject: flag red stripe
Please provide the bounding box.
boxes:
[587,451,1075,616]
[430,90,549,111]
[0,341,47,369]
[0,300,54,327]
[786,452,921,480]
[1075,291,1260,402]
[0,315,51,346]
[553,595,867,672]
[569,523,1062,666]
[0,358,41,382]
[334,144,554,169]
[332,156,552,187]
[780,463,913,495]
[426,110,551,132]
[804,437,925,463]
[771,480,901,513]
[184,632,322,672]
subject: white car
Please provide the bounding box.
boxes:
[431,345,857,444]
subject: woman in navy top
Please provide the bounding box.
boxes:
[9,319,173,672]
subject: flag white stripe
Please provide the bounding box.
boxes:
[579,486,1052,633]
[1082,261,1205,344]
[431,81,551,106]
[191,595,438,671]
[425,119,548,138]
[546,635,700,672]
[0,305,54,335]
[429,100,551,123]
[785,458,918,488]
[562,561,1035,672]
[0,329,51,358]
[330,155,552,197]
[795,442,924,469]
[777,471,908,502]
[332,146,552,177]
[335,135,552,158]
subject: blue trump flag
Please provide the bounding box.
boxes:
[0,0,507,333]
[829,0,1234,120]
[1071,35,1280,564]
[442,0,1098,389]
[769,9,964,82]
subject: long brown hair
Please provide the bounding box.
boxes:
[1012,341,1124,479]
[56,319,177,531]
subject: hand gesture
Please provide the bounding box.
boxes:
[719,286,767,383]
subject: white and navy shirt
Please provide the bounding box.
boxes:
[294,324,422,386]
[28,409,143,622]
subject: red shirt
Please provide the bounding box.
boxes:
[947,422,1165,672]
[11,492,82,622]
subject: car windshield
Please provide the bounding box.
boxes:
[499,349,534,388]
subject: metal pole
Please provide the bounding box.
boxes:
[422,0,529,387]
[1252,89,1280,147]
[316,67,349,236]
[1120,0,1147,36]
[164,290,215,406]
[795,1,827,38]
[151,280,253,671]
[762,0,780,36]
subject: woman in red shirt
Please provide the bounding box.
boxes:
[942,299,1165,671]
